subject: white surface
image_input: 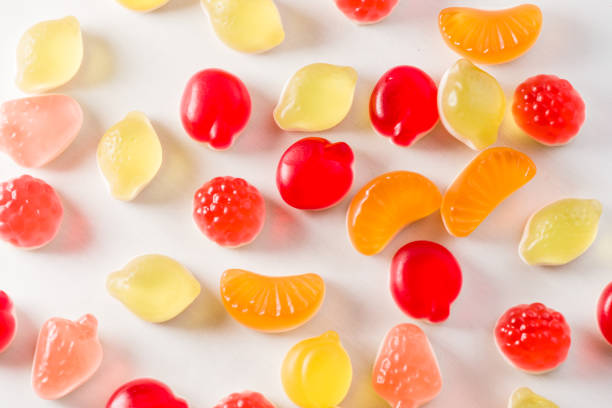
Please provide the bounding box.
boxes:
[1,0,611,406]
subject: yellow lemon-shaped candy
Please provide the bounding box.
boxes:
[508,387,559,408]
[116,0,170,12]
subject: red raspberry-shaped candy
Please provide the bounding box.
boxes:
[0,291,17,353]
[193,177,265,247]
[512,75,585,145]
[335,0,399,24]
[0,175,63,248]
[213,391,276,408]
[495,302,571,373]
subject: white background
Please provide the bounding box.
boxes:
[1,0,611,406]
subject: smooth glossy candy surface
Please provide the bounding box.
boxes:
[334,0,399,24]
[597,282,612,346]
[116,0,170,12]
[509,387,559,408]
[106,378,188,408]
[0,291,17,353]
[213,391,276,408]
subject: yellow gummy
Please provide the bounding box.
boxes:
[201,0,285,53]
[97,111,162,201]
[509,387,559,408]
[281,331,352,408]
[519,198,602,266]
[438,59,505,150]
[274,63,358,132]
[116,0,170,12]
[16,16,83,93]
[107,254,201,323]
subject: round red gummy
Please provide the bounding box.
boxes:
[213,391,276,408]
[370,66,439,147]
[0,175,63,249]
[512,74,585,145]
[597,282,612,346]
[335,0,399,24]
[106,378,188,408]
[276,137,354,210]
[180,69,251,150]
[0,291,16,353]
[495,302,571,373]
[193,176,265,247]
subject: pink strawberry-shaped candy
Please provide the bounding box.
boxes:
[213,391,276,408]
[0,291,17,353]
[106,378,188,408]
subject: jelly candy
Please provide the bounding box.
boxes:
[438,59,506,150]
[438,5,542,65]
[281,331,352,408]
[107,255,201,323]
[0,95,83,168]
[372,323,442,408]
[220,269,325,332]
[347,171,441,256]
[180,69,251,150]
[97,111,162,201]
[0,291,17,353]
[334,0,399,24]
[597,282,612,346]
[519,199,602,266]
[274,63,358,132]
[276,137,354,210]
[512,75,586,146]
[213,391,276,408]
[32,314,103,400]
[370,66,439,147]
[116,0,170,12]
[106,378,188,408]
[509,387,559,408]
[495,303,571,373]
[201,0,285,53]
[193,177,265,247]
[0,175,63,249]
[441,147,536,237]
[390,241,462,323]
[16,16,83,93]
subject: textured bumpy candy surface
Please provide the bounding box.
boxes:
[372,323,442,408]
[509,387,559,408]
[106,378,188,408]
[32,314,103,400]
[115,0,170,12]
[97,111,162,201]
[107,255,201,323]
[597,282,612,346]
[0,291,17,353]
[274,63,358,132]
[16,16,83,93]
[519,199,602,266]
[220,269,325,332]
[282,331,352,408]
[213,391,276,408]
[334,0,399,24]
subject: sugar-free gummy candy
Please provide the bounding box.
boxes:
[519,198,602,266]
[16,16,83,93]
[347,171,441,255]
[106,378,188,408]
[220,269,325,332]
[274,63,358,132]
[334,0,399,24]
[116,0,170,12]
[438,5,542,65]
[372,323,442,408]
[213,391,276,408]
[509,387,559,408]
[282,331,352,408]
[32,314,103,399]
[276,137,354,210]
[597,282,612,346]
[0,291,16,353]
[97,111,162,201]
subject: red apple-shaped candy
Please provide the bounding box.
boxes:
[106,378,188,408]
[0,291,16,353]
[597,282,612,346]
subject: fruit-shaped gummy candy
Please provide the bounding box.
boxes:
[438,59,506,150]
[441,147,536,237]
[213,391,276,408]
[16,16,83,93]
[495,303,571,373]
[372,323,442,408]
[97,111,162,201]
[347,171,441,255]
[597,282,612,346]
[0,291,17,353]
[282,331,352,408]
[334,0,399,24]
[519,198,602,266]
[193,176,265,247]
[116,0,170,12]
[370,66,438,147]
[438,5,542,65]
[201,0,285,53]
[0,175,63,249]
[274,63,358,132]
[107,255,201,323]
[509,387,559,408]
[32,314,103,399]
[276,137,354,210]
[106,378,188,408]
[220,269,325,332]
[390,241,462,323]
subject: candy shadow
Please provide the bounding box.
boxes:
[159,0,199,13]
[40,194,93,253]
[165,282,227,330]
[61,32,114,92]
[334,75,375,137]
[571,328,612,379]
[342,358,387,408]
[410,124,469,154]
[246,196,304,252]
[275,2,325,54]
[498,93,543,152]
[0,308,37,367]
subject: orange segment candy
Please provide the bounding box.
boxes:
[438,4,543,65]
[347,171,441,256]
[220,269,325,332]
[441,147,536,237]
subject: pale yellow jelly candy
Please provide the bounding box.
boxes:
[508,387,559,408]
[201,0,285,53]
[274,63,358,132]
[97,111,162,201]
[16,16,83,93]
[438,59,506,150]
[116,0,170,12]
[107,254,201,323]
[519,198,602,266]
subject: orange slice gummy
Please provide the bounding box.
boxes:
[220,269,325,332]
[347,171,442,256]
[438,4,543,65]
[441,147,536,237]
